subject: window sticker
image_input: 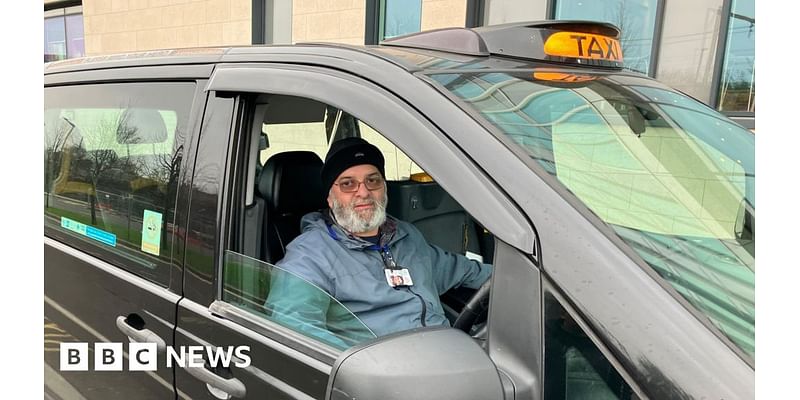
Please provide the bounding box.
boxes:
[141,210,163,256]
[61,217,117,247]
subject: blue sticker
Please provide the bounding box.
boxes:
[61,217,117,247]
[86,226,117,246]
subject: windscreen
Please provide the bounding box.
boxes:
[429,70,755,357]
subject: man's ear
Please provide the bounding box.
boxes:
[326,192,334,209]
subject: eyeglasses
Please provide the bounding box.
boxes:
[334,174,384,193]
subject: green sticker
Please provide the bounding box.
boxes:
[141,210,163,256]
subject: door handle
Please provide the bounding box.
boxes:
[115,315,167,351]
[184,363,247,399]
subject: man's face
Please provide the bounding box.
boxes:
[327,164,387,235]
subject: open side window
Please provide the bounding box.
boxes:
[222,92,497,350]
[222,250,376,350]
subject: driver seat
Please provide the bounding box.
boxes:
[258,151,326,263]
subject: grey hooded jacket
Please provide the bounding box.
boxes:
[265,211,492,349]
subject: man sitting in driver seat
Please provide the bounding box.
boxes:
[266,137,491,346]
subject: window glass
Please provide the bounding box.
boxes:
[360,123,424,180]
[44,16,66,62]
[381,0,422,40]
[554,0,659,75]
[718,0,754,113]
[44,83,195,284]
[654,0,723,104]
[544,293,636,399]
[430,71,755,357]
[223,251,376,350]
[65,13,85,59]
[44,10,84,62]
[258,97,424,181]
[260,121,328,164]
[258,96,332,165]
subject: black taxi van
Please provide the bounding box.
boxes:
[44,21,754,400]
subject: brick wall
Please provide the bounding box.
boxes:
[80,0,468,55]
[292,0,365,45]
[83,0,251,55]
[293,0,466,45]
[421,0,466,31]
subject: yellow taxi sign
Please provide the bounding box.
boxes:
[544,32,623,62]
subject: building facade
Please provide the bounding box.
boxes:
[44,0,754,127]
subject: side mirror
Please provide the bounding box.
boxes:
[326,327,504,400]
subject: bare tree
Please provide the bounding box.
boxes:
[136,143,183,250]
[608,0,651,74]
[44,116,78,209]
[79,110,141,225]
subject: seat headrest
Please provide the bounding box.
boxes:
[258,151,326,214]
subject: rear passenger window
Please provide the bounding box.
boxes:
[359,123,424,181]
[44,82,195,285]
[256,97,423,181]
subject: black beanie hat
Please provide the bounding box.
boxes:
[321,137,385,193]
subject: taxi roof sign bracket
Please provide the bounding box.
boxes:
[382,20,624,69]
[382,27,490,56]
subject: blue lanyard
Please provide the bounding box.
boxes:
[326,223,397,269]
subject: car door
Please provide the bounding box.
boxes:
[172,62,534,399]
[172,88,341,399]
[44,68,208,399]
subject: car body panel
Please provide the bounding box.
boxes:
[44,238,178,399]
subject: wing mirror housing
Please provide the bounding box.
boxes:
[326,326,504,400]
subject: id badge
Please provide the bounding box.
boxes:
[385,268,413,287]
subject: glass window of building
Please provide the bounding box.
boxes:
[381,0,422,40]
[553,0,660,75]
[718,0,754,113]
[44,6,84,63]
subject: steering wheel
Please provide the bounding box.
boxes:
[452,278,491,332]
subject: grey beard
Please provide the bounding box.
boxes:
[331,194,388,235]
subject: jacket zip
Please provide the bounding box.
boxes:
[376,238,426,327]
[406,287,427,327]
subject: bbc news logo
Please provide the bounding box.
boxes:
[60,342,251,371]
